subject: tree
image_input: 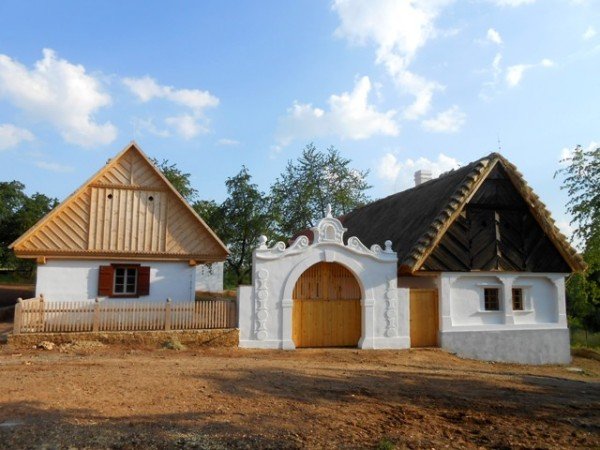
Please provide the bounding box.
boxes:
[556,145,600,337]
[270,143,371,239]
[0,181,58,272]
[151,158,198,202]
[219,167,272,285]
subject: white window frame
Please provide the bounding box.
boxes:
[113,267,138,295]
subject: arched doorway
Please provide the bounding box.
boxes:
[292,262,361,347]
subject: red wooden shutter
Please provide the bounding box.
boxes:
[137,266,151,296]
[98,265,114,296]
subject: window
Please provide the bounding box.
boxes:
[114,267,138,294]
[98,265,150,297]
[512,288,524,311]
[484,288,500,311]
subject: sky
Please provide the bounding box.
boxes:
[0,0,598,238]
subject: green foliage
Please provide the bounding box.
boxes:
[162,337,186,350]
[556,145,600,334]
[376,438,396,450]
[0,181,58,272]
[154,145,371,287]
[151,158,198,202]
[270,143,371,240]
[219,167,272,285]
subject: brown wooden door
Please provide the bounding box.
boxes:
[292,262,361,348]
[410,289,439,347]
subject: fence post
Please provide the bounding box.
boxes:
[165,298,172,331]
[39,294,45,333]
[13,298,23,335]
[92,298,100,332]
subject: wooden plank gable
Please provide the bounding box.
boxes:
[421,164,572,273]
[10,142,228,262]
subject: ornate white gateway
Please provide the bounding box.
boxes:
[238,207,410,349]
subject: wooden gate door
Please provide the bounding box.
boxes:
[292,262,361,348]
[410,289,439,347]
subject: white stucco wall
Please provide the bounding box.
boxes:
[438,272,571,364]
[195,262,224,292]
[239,211,408,350]
[36,259,196,302]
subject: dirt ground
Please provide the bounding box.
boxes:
[0,343,598,449]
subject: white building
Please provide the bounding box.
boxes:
[10,142,228,303]
[239,153,585,364]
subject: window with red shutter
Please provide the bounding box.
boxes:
[98,265,114,296]
[137,266,151,296]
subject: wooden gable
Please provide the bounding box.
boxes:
[10,142,228,262]
[420,164,572,272]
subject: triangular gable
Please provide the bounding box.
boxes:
[10,142,229,262]
[406,153,586,273]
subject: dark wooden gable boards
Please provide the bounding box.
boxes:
[421,165,571,272]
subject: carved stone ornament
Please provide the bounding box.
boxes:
[255,268,269,340]
[255,204,397,262]
[384,278,398,337]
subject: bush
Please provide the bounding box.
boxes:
[162,337,186,351]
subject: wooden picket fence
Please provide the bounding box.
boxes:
[13,295,237,334]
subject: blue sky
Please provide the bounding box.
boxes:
[0,0,598,237]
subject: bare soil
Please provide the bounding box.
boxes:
[0,344,598,449]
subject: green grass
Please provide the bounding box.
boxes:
[570,329,600,349]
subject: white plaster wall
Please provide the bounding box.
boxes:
[195,262,224,292]
[450,275,504,326]
[36,259,196,302]
[438,271,570,364]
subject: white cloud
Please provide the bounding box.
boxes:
[217,138,240,146]
[34,160,74,173]
[506,58,554,87]
[123,75,219,139]
[165,114,207,140]
[421,105,466,133]
[332,0,453,118]
[488,0,536,6]
[132,117,170,138]
[0,49,116,147]
[377,152,462,191]
[0,123,34,150]
[277,76,399,146]
[583,26,597,40]
[486,28,503,45]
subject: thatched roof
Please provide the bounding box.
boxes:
[338,152,586,274]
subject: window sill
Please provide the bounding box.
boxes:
[109,294,140,298]
[513,309,534,314]
[476,310,502,314]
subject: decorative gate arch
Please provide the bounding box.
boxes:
[238,206,410,350]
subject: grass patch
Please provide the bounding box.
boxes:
[376,438,396,450]
[162,337,186,351]
[570,329,600,349]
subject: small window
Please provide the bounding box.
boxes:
[512,288,524,311]
[114,267,138,295]
[484,288,500,311]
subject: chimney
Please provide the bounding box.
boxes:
[414,169,432,186]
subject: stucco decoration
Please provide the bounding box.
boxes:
[384,278,398,337]
[254,268,269,341]
[238,205,408,350]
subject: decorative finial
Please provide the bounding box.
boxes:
[384,240,393,253]
[257,235,268,249]
[326,204,332,218]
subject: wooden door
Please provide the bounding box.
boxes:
[292,262,361,348]
[410,289,439,347]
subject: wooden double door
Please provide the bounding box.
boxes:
[292,262,361,348]
[410,289,439,347]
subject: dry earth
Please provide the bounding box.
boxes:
[0,343,598,449]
